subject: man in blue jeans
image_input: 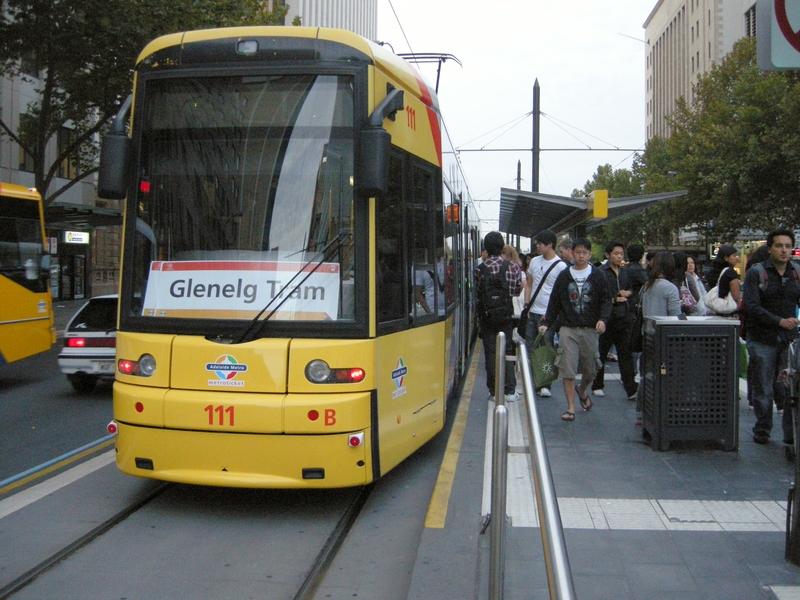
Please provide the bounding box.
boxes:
[743,228,800,449]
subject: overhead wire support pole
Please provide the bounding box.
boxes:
[533,80,540,193]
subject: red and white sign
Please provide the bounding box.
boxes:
[142,260,340,320]
[758,0,800,70]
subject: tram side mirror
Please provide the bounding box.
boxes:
[358,127,391,198]
[98,132,132,200]
[98,95,133,200]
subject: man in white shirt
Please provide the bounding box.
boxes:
[524,229,568,397]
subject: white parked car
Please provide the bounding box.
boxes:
[57,295,117,393]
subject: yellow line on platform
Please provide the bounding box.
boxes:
[0,439,115,497]
[424,340,481,529]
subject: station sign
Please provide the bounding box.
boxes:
[64,231,90,244]
[758,0,800,70]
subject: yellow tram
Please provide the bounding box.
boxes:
[0,183,54,366]
[99,27,479,488]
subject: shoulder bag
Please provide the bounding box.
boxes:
[704,267,738,315]
[516,259,563,338]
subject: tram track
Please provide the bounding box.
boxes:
[2,461,374,600]
[293,484,373,600]
[0,482,171,599]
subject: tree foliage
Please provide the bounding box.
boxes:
[579,36,800,248]
[668,36,800,239]
[0,0,287,206]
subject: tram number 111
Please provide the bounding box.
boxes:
[205,404,234,426]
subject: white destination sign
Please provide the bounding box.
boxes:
[142,260,340,320]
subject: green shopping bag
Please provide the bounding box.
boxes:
[531,331,559,389]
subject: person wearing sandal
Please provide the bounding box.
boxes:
[538,238,612,422]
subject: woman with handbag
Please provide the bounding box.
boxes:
[672,251,701,315]
[686,255,707,316]
[634,251,681,426]
[705,245,741,316]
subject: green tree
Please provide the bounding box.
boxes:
[0,0,288,206]
[571,163,641,199]
[668,36,800,239]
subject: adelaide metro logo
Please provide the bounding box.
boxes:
[206,355,247,387]
[391,357,408,399]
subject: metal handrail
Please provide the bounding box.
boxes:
[488,331,576,599]
[517,338,576,599]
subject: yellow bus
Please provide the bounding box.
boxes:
[0,183,55,366]
[99,27,479,488]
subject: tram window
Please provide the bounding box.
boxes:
[376,154,406,324]
[410,164,438,322]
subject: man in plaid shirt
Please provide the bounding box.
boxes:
[474,231,523,401]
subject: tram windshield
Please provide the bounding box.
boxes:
[128,73,356,323]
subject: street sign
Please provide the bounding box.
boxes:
[758,0,800,70]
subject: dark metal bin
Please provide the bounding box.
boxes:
[641,316,740,451]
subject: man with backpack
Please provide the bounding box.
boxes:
[743,228,800,448]
[475,231,523,402]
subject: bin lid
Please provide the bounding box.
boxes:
[645,315,740,326]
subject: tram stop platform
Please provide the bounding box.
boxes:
[406,342,800,600]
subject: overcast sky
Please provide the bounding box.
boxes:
[376,0,656,244]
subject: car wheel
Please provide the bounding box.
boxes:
[69,373,97,394]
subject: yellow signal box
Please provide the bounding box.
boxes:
[588,190,608,219]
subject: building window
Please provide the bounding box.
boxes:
[745,5,756,38]
[57,126,79,180]
[692,56,695,73]
[18,113,35,172]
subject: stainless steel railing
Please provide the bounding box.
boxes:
[489,331,577,600]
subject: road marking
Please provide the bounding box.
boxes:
[0,437,114,496]
[0,451,115,520]
[424,341,481,528]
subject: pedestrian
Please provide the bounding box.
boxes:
[742,229,800,449]
[645,251,656,277]
[475,231,524,402]
[557,237,574,265]
[706,245,741,314]
[591,241,638,400]
[539,238,612,421]
[685,255,707,316]
[672,251,702,315]
[634,251,681,425]
[522,230,568,398]
[743,245,771,410]
[625,244,649,381]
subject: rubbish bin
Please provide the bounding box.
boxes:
[641,315,740,451]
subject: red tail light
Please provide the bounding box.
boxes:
[65,337,115,348]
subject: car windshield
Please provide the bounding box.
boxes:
[69,298,117,332]
[128,73,356,323]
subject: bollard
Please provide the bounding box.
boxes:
[489,404,509,600]
[495,331,506,406]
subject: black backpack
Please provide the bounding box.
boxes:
[478,260,513,327]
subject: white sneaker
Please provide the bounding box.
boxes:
[634,374,641,383]
[593,389,605,397]
[539,387,552,397]
[504,392,519,402]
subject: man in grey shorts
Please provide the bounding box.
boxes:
[539,238,612,421]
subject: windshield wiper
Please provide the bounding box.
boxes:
[231,232,352,344]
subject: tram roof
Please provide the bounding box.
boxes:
[498,188,688,238]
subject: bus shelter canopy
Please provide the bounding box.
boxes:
[498,188,687,238]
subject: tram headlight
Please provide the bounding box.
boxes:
[118,354,156,377]
[139,354,156,376]
[305,361,366,384]
[306,359,332,383]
